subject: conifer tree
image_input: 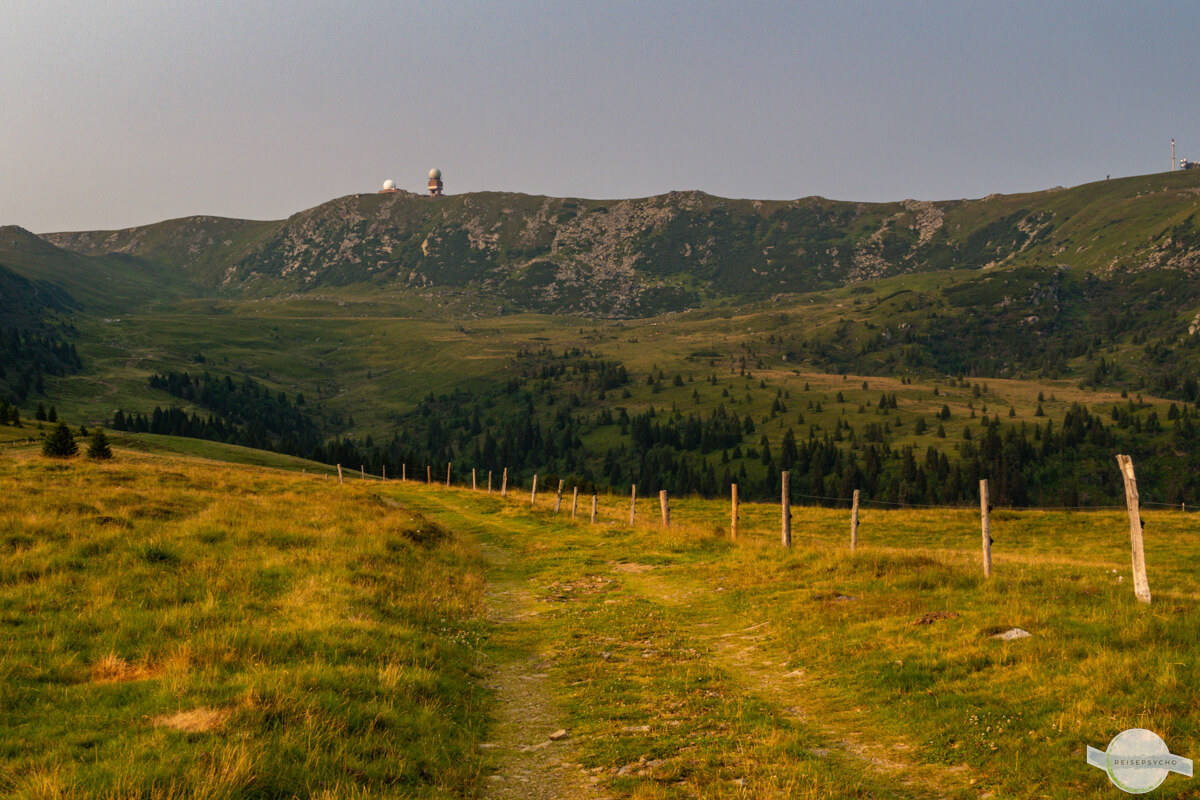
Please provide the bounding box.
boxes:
[86,428,113,460]
[42,422,77,458]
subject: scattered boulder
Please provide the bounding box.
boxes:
[912,611,959,625]
[991,628,1032,641]
[549,729,569,741]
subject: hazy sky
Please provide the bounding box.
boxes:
[4,1,1199,233]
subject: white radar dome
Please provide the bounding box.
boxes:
[429,168,442,180]
[382,179,395,191]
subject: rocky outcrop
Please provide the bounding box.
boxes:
[36,173,1200,317]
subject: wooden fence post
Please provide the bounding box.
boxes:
[660,490,670,528]
[571,487,579,518]
[980,479,992,578]
[629,484,637,526]
[446,463,451,488]
[591,494,597,524]
[426,466,431,484]
[402,464,406,481]
[1116,454,1152,604]
[501,468,508,497]
[337,464,343,485]
[555,480,565,512]
[531,474,538,505]
[850,489,860,552]
[781,471,791,547]
[382,465,386,481]
[360,465,365,480]
[488,470,493,493]
[472,469,477,491]
[731,483,739,540]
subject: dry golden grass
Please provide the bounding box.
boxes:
[151,707,228,734]
[0,445,488,799]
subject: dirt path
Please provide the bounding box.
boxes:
[406,492,977,799]
[477,545,609,800]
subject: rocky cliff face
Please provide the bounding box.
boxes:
[39,173,1200,317]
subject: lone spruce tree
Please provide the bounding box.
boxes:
[42,422,78,458]
[86,428,113,460]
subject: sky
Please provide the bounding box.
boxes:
[3,1,1200,233]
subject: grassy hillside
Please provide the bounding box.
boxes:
[0,226,198,315]
[0,443,488,799]
[3,435,1195,798]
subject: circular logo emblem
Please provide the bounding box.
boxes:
[1105,729,1173,794]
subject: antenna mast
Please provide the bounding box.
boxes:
[1173,139,1176,171]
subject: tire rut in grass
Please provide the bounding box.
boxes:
[400,493,975,797]
[618,567,980,800]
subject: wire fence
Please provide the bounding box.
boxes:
[335,461,1192,514]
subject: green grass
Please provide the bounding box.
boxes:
[396,482,1199,799]
[2,435,1197,798]
[0,448,488,799]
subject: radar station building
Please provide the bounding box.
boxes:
[428,168,443,196]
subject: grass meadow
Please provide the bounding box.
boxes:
[2,429,1197,798]
[0,446,488,799]
[403,479,1200,799]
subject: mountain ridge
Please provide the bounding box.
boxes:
[26,170,1200,317]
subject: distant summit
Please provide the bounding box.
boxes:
[31,171,1200,317]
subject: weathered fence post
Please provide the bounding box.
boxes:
[591,494,598,524]
[472,469,477,491]
[850,489,860,552]
[488,470,493,493]
[980,479,992,578]
[629,484,637,526]
[781,471,791,547]
[731,483,739,540]
[571,487,579,518]
[337,464,343,485]
[382,465,386,481]
[402,463,406,481]
[426,466,431,484]
[531,474,538,505]
[361,465,365,480]
[660,490,670,528]
[446,463,451,488]
[501,468,508,497]
[1116,454,1152,603]
[555,480,565,512]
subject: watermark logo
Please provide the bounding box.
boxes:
[1086,729,1192,794]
